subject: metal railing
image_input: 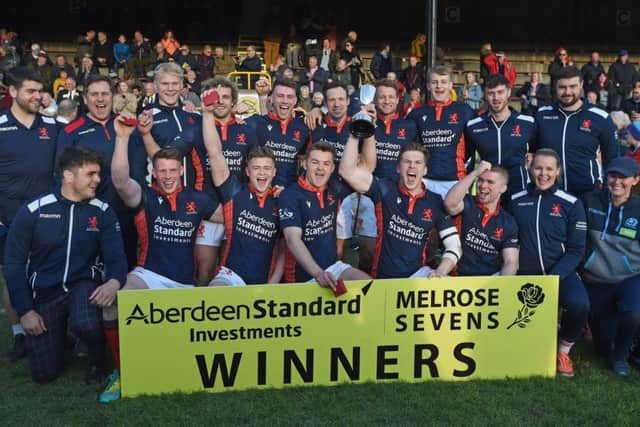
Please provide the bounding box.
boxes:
[227,71,272,90]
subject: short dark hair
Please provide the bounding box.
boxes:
[555,66,581,83]
[533,148,561,169]
[153,148,183,165]
[307,141,336,161]
[84,74,113,92]
[246,146,276,164]
[399,142,430,164]
[271,78,297,95]
[58,146,103,172]
[375,79,399,97]
[484,74,510,90]
[323,81,348,98]
[6,66,43,90]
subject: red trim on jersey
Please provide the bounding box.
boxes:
[377,112,399,135]
[397,181,427,215]
[215,115,237,141]
[63,116,86,134]
[297,176,327,209]
[218,200,234,268]
[267,111,293,135]
[247,184,275,208]
[427,99,452,121]
[475,197,501,227]
[456,133,466,179]
[151,183,184,212]
[325,114,351,134]
[134,210,149,267]
[190,148,205,191]
[371,201,384,278]
[284,245,297,283]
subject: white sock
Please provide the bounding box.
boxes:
[558,339,574,354]
[12,324,25,336]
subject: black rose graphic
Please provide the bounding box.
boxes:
[507,283,546,330]
[517,283,545,308]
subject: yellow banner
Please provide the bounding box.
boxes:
[118,276,558,397]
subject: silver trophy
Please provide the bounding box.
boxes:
[349,84,376,138]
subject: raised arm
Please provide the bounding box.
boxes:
[339,133,374,193]
[136,109,162,158]
[112,115,142,208]
[200,89,230,187]
[444,160,492,216]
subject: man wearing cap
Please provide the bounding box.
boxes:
[582,156,640,376]
[608,49,639,111]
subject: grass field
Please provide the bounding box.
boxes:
[1,308,639,426]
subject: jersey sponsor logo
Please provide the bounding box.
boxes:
[550,203,562,217]
[279,208,294,220]
[39,127,51,139]
[153,216,196,244]
[542,115,559,120]
[267,124,273,132]
[158,197,164,205]
[78,127,96,135]
[86,215,99,231]
[580,119,592,132]
[422,208,432,221]
[39,213,61,219]
[236,133,247,144]
[464,226,498,254]
[472,127,489,133]
[306,200,312,208]
[236,209,278,242]
[421,115,427,122]
[625,217,638,228]
[397,128,407,139]
[153,118,169,125]
[448,113,459,124]
[186,201,197,214]
[511,125,521,137]
[0,126,19,131]
[304,213,334,238]
[492,227,504,240]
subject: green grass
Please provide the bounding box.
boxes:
[1,310,639,426]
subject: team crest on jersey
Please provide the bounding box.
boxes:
[293,130,301,141]
[580,119,592,132]
[327,194,335,205]
[197,223,205,237]
[511,125,521,137]
[236,133,247,144]
[187,117,196,126]
[422,208,432,221]
[86,216,98,231]
[625,217,638,228]
[397,128,407,139]
[186,201,197,214]
[39,127,50,139]
[493,227,504,240]
[448,113,459,124]
[550,203,562,217]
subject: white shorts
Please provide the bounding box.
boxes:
[423,178,459,200]
[130,267,194,289]
[306,260,353,283]
[336,193,377,239]
[409,266,434,278]
[209,266,248,287]
[195,220,225,247]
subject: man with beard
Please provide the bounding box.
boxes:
[465,74,536,201]
[0,67,58,361]
[534,67,618,198]
[443,160,519,276]
[57,75,147,268]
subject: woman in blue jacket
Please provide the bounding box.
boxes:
[582,156,640,376]
[511,148,589,378]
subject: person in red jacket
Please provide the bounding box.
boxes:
[495,51,516,88]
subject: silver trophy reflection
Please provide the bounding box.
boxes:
[349,84,376,138]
